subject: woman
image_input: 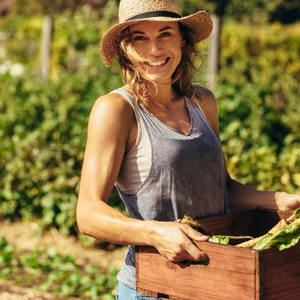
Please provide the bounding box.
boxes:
[76,0,300,298]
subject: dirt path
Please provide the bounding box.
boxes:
[0,220,126,267]
[0,281,74,300]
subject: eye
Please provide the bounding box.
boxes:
[159,31,172,38]
[132,35,147,42]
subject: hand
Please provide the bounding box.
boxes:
[147,221,209,263]
[276,191,300,211]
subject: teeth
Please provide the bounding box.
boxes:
[146,59,166,66]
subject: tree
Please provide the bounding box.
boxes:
[270,0,300,24]
[12,0,107,15]
[179,0,299,24]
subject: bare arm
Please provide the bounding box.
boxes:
[76,92,147,245]
[197,86,300,212]
[227,178,300,212]
[76,92,208,262]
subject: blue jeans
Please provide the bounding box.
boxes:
[116,282,159,300]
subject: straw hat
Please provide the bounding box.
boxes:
[100,0,213,65]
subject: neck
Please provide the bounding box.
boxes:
[145,81,179,105]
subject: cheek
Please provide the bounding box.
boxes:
[174,45,183,61]
[169,40,184,54]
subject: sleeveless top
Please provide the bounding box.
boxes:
[112,88,228,290]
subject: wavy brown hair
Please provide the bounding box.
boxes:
[116,22,205,103]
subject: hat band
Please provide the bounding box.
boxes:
[125,11,182,22]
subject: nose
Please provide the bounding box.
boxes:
[148,39,162,54]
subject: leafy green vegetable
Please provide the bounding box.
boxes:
[209,235,230,245]
[253,220,300,251]
[287,208,300,223]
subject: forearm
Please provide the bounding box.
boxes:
[226,177,281,212]
[76,198,158,246]
[76,198,210,262]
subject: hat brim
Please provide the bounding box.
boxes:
[99,10,213,66]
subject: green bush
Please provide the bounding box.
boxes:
[0,67,123,234]
[216,22,300,191]
[0,6,299,234]
[0,4,123,233]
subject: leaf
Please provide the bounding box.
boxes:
[253,219,300,251]
[287,207,300,223]
[209,235,230,245]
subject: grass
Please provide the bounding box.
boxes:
[0,237,118,299]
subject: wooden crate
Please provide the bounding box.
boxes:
[136,209,300,300]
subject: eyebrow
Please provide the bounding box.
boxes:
[130,25,175,35]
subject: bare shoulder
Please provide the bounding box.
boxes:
[194,85,217,107]
[88,90,136,132]
[193,85,220,136]
[91,91,134,120]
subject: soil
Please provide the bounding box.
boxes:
[0,220,127,299]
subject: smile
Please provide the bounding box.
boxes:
[145,58,169,67]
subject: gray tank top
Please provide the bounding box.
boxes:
[113,88,228,289]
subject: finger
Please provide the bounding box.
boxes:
[172,247,208,263]
[186,241,209,262]
[181,224,210,242]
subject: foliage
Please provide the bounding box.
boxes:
[12,0,107,16]
[0,5,123,234]
[214,22,300,192]
[0,237,118,299]
[0,6,299,235]
[0,14,42,68]
[6,0,300,24]
[179,0,300,24]
[0,67,123,234]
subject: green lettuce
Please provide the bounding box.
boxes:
[287,207,300,223]
[209,235,230,244]
[253,219,300,251]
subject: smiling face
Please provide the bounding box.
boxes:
[128,21,185,84]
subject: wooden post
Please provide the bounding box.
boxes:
[40,15,52,79]
[207,15,220,89]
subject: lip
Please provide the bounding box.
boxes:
[144,58,169,67]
